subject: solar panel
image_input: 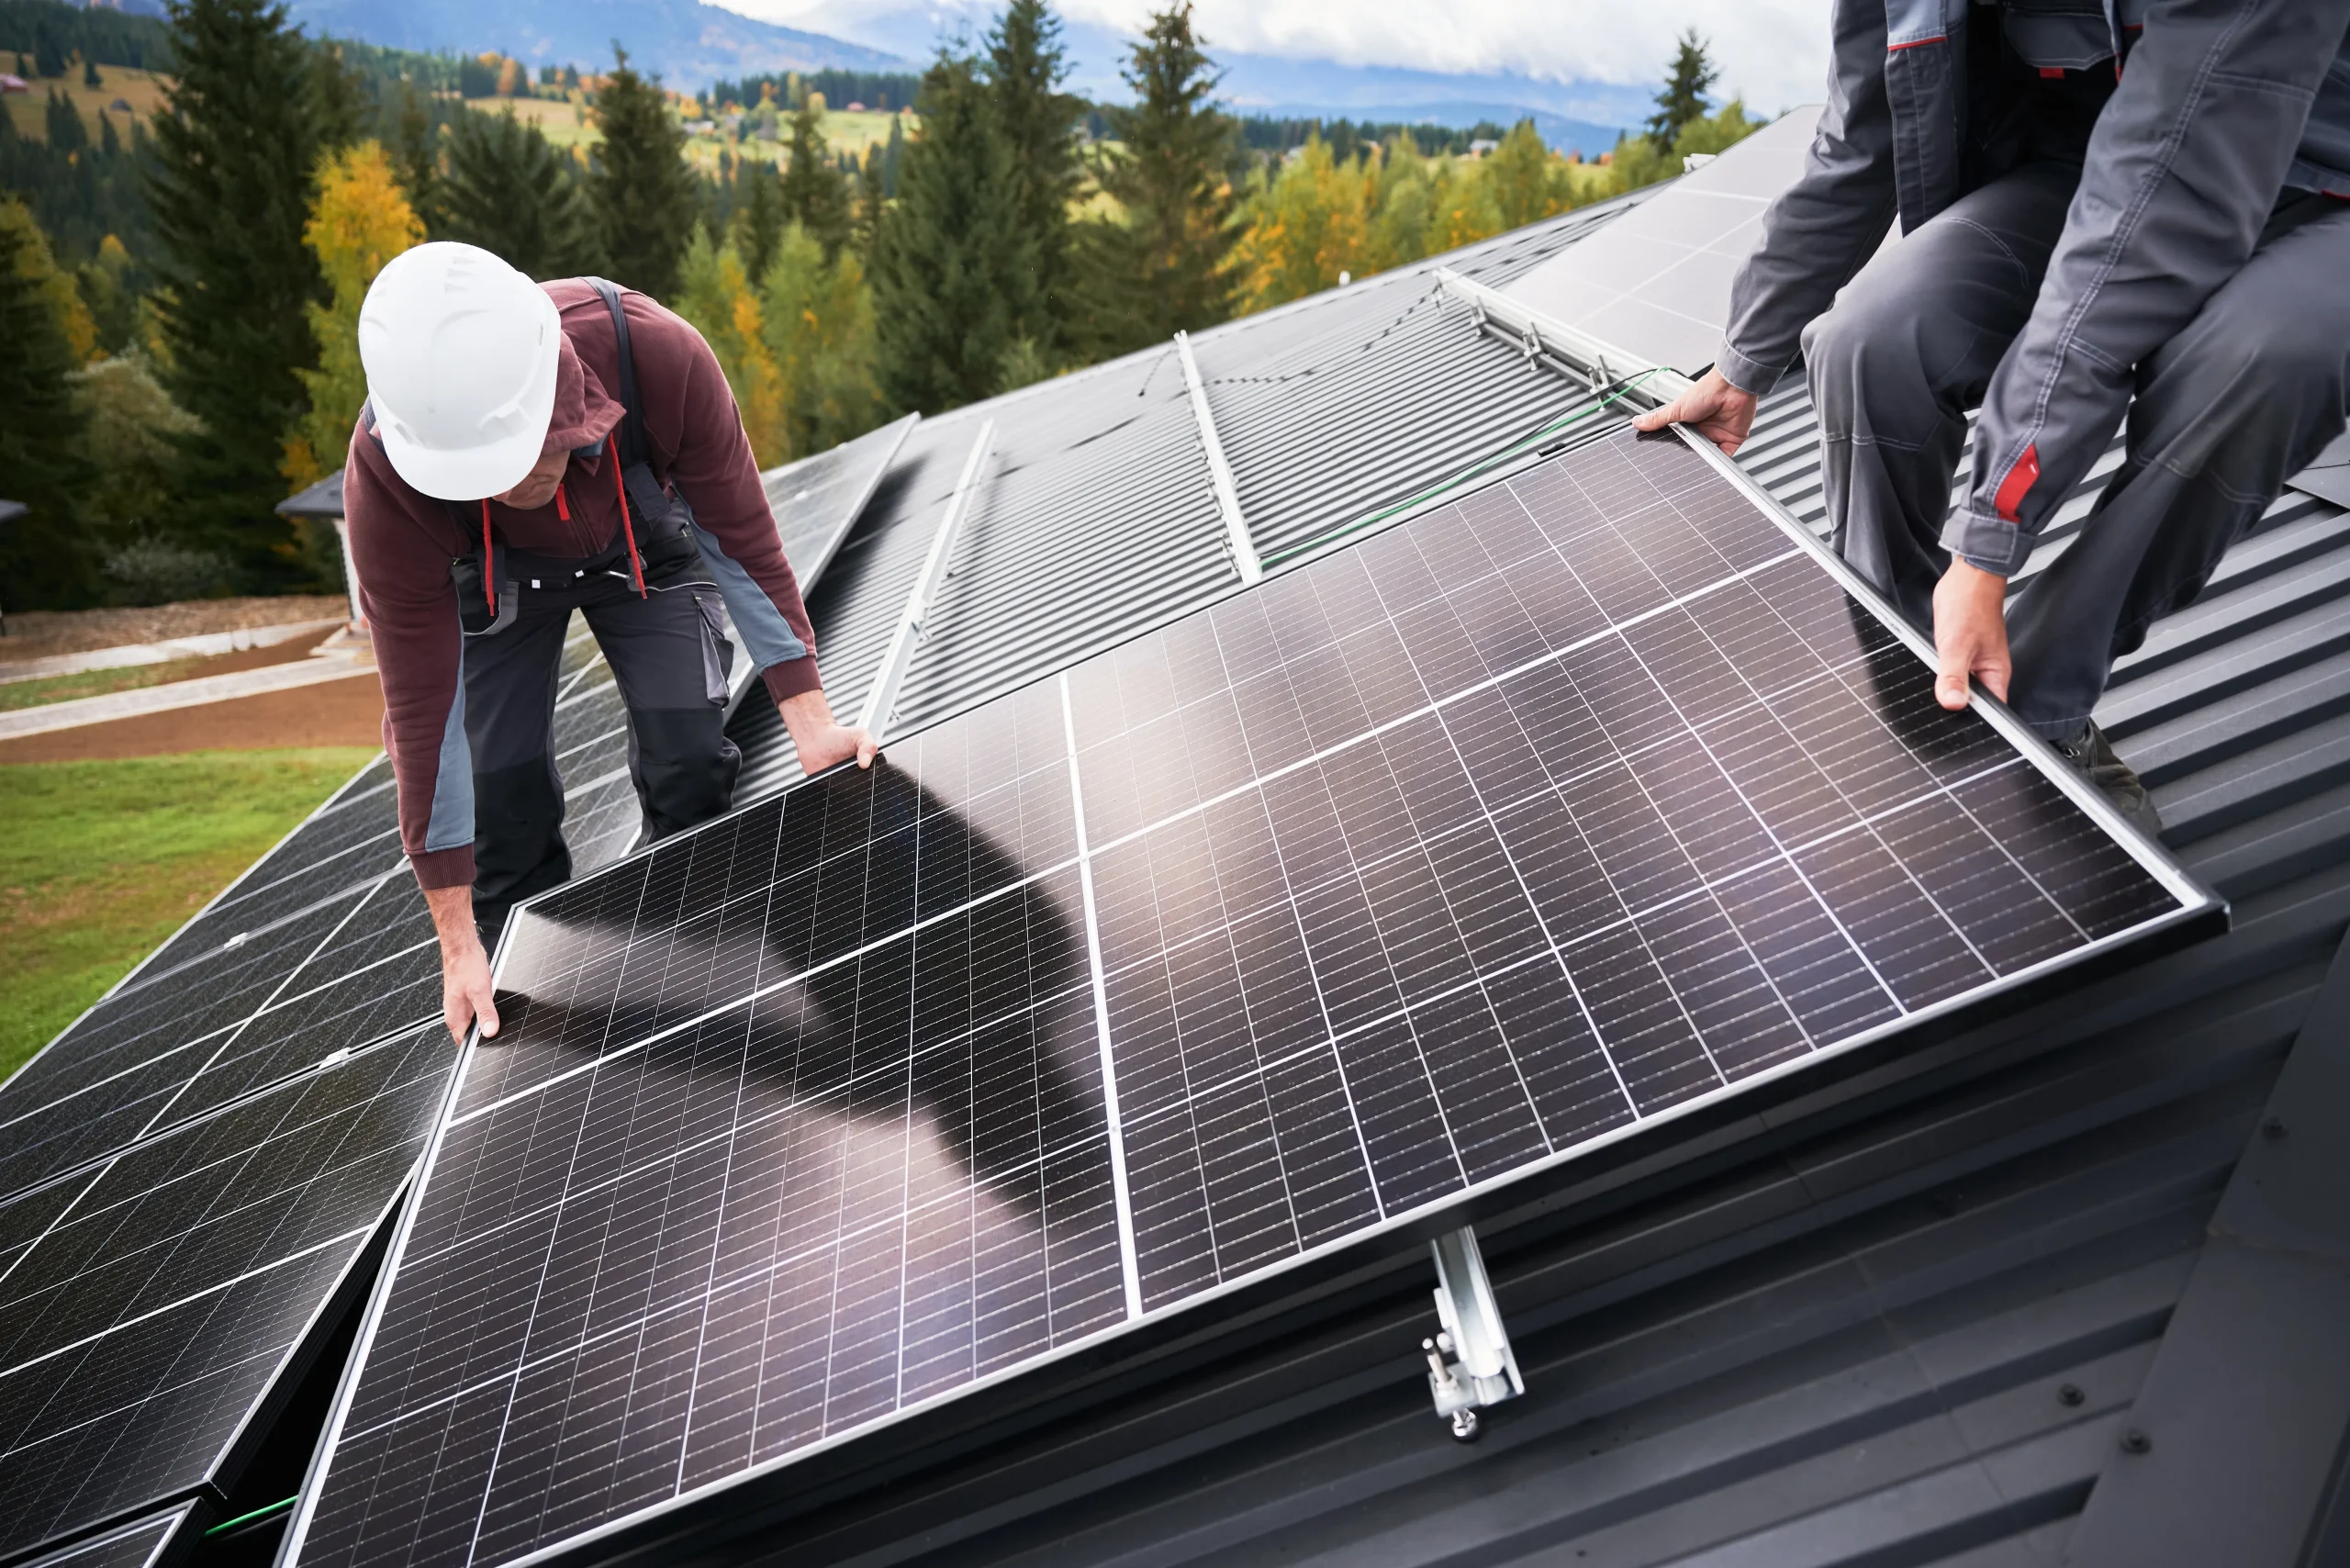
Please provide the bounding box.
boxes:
[0,1027,459,1562]
[762,413,920,591]
[285,425,2216,1568]
[1498,111,1818,376]
[14,1505,196,1568]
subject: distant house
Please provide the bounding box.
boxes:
[275,469,364,632]
[1468,138,1500,157]
[110,96,133,112]
[845,100,866,112]
[0,73,28,94]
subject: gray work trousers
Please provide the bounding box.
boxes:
[1804,166,2350,739]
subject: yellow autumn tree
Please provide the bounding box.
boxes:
[1232,134,1373,313]
[3,198,99,362]
[676,228,790,465]
[1423,156,1502,254]
[1483,119,1575,231]
[285,140,424,489]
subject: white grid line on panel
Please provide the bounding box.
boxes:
[334,1127,1122,1448]
[1100,755,2036,1142]
[0,1225,373,1383]
[1193,605,1393,1260]
[1062,673,1146,1320]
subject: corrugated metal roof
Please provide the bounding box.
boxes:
[727,195,1653,799]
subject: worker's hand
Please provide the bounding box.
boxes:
[779,689,878,774]
[423,884,500,1043]
[1931,559,2011,711]
[1631,366,1758,455]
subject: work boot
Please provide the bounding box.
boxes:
[2053,722,2162,838]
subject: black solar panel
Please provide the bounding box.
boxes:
[762,413,920,591]
[285,427,2217,1568]
[0,1027,459,1562]
[14,1505,196,1568]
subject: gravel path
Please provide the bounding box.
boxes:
[0,597,351,664]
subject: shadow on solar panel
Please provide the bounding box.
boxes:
[285,428,2221,1568]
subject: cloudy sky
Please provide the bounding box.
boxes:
[732,0,1834,117]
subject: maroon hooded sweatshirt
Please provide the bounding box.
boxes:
[345,280,822,893]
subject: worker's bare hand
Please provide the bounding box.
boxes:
[441,941,500,1043]
[1931,559,2011,711]
[1631,366,1758,455]
[779,689,878,774]
[424,883,499,1043]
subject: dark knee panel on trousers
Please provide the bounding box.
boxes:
[471,754,571,935]
[627,707,740,842]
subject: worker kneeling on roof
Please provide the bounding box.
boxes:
[349,243,878,1044]
[1639,0,2350,834]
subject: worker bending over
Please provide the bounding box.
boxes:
[349,242,876,1044]
[1639,0,2350,832]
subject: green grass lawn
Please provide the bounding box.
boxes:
[0,748,377,1081]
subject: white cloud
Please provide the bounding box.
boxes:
[738,0,1833,114]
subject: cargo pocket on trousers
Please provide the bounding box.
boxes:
[693,594,733,705]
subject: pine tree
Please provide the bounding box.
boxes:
[984,0,1082,361]
[777,95,851,260]
[730,156,787,283]
[0,199,98,609]
[1646,29,1717,151]
[443,109,607,279]
[869,53,1034,411]
[146,0,338,587]
[1069,4,1238,360]
[591,48,698,300]
[391,82,442,230]
[285,140,423,489]
[82,55,101,88]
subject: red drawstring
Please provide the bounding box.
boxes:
[609,435,645,597]
[478,500,496,610]
[554,481,569,521]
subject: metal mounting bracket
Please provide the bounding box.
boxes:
[1420,1226,1522,1442]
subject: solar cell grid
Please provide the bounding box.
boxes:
[764,412,918,586]
[287,428,2208,1568]
[0,1027,459,1560]
[16,1505,196,1568]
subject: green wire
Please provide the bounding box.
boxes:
[205,1496,299,1537]
[1259,366,1673,569]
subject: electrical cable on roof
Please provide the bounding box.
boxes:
[1259,367,1673,568]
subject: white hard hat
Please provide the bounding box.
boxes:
[358,241,563,501]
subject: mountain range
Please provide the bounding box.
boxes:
[281,0,904,87]
[265,0,1640,149]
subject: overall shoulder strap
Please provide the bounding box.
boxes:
[583,277,650,470]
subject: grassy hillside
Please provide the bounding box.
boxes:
[1,64,171,140]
